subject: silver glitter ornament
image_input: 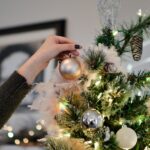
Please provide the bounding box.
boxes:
[104,63,117,73]
[59,58,82,80]
[97,0,121,29]
[82,109,103,129]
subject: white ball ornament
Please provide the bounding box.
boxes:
[59,58,82,80]
[144,146,150,150]
[116,126,137,149]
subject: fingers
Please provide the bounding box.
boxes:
[56,36,75,44]
[57,44,82,52]
[56,50,79,60]
[71,50,80,56]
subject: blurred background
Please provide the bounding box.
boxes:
[0,0,149,149]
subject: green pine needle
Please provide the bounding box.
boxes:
[45,138,71,150]
[83,49,105,70]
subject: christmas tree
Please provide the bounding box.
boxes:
[31,0,150,150]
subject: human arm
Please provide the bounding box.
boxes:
[0,35,81,128]
[18,35,80,84]
[0,71,31,129]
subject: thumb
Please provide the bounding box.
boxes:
[57,44,82,52]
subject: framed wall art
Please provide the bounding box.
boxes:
[0,19,66,148]
[0,19,66,85]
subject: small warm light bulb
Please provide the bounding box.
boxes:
[138,91,142,96]
[7,126,13,132]
[36,124,42,130]
[85,140,92,144]
[113,30,118,36]
[28,130,35,136]
[99,76,102,80]
[138,119,142,125]
[108,88,113,93]
[137,9,142,16]
[97,93,102,99]
[59,102,66,111]
[14,139,20,145]
[8,132,14,138]
[102,114,106,118]
[40,120,45,125]
[94,141,99,150]
[3,125,13,132]
[64,132,71,137]
[95,81,100,86]
[23,138,29,144]
[127,64,133,72]
[119,119,124,125]
[108,98,113,104]
[146,77,150,82]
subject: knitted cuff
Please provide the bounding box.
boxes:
[0,71,32,128]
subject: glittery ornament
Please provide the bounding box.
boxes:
[104,127,111,142]
[59,58,82,80]
[104,63,117,73]
[116,126,137,149]
[130,35,143,61]
[97,0,121,28]
[82,109,103,129]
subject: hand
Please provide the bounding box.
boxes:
[18,35,82,84]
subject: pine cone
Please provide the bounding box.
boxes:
[130,35,143,61]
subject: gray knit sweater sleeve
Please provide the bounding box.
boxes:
[0,71,32,129]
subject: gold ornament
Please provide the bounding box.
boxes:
[59,58,82,80]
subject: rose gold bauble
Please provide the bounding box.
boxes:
[59,58,82,80]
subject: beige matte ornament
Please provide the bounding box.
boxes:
[116,126,137,149]
[59,58,82,80]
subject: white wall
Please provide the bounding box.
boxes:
[0,0,150,72]
[0,0,149,46]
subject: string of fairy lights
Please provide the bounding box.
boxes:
[1,9,149,150]
[2,120,46,145]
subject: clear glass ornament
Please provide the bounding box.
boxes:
[97,0,121,29]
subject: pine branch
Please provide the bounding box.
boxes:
[45,138,71,150]
[82,72,131,117]
[119,95,149,123]
[83,49,105,70]
[131,117,150,148]
[56,93,88,138]
[104,136,120,150]
[119,15,150,54]
[46,138,93,150]
[128,71,150,89]
[96,28,121,51]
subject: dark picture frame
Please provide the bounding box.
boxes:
[0,19,66,84]
[0,20,66,36]
[0,20,66,148]
[0,19,66,107]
